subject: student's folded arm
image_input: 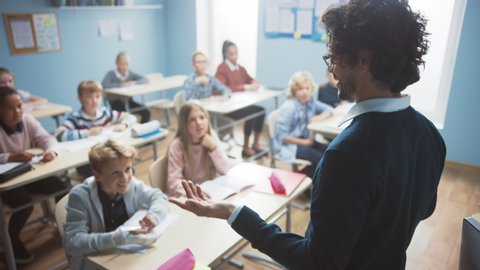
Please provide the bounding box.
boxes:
[28,114,59,152]
[112,110,136,127]
[129,71,148,85]
[55,126,89,142]
[208,146,229,175]
[101,72,121,89]
[63,191,119,256]
[133,180,169,223]
[212,77,232,97]
[166,141,187,197]
[230,150,371,269]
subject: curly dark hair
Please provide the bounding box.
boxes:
[322,0,429,93]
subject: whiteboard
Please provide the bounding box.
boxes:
[404,0,467,128]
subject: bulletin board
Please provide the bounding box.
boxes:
[264,0,345,42]
[3,13,62,55]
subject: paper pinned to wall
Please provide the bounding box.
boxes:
[98,19,117,37]
[119,19,133,41]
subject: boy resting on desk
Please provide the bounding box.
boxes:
[0,86,67,264]
[64,139,169,270]
[102,52,150,123]
[0,67,48,111]
[55,80,136,177]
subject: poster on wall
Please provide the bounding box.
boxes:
[264,0,345,42]
[32,13,61,52]
[3,13,62,55]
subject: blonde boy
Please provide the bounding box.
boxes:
[64,139,169,270]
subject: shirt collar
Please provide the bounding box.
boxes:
[340,95,411,126]
[0,120,24,135]
[225,59,239,71]
[115,70,129,81]
[80,107,101,119]
[97,185,123,203]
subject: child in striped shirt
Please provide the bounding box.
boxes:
[55,80,136,177]
[55,80,136,142]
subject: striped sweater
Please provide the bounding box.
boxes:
[55,107,136,141]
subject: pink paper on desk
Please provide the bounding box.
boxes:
[157,248,195,270]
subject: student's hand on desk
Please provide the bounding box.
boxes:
[169,180,236,220]
[88,126,103,136]
[8,152,33,162]
[130,214,157,235]
[112,123,128,132]
[42,151,58,162]
[195,75,210,85]
[121,81,135,87]
[201,134,217,152]
[244,82,260,91]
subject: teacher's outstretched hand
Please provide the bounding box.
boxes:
[169,180,236,220]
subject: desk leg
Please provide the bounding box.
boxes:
[211,114,218,129]
[286,203,292,233]
[152,141,158,160]
[125,99,130,112]
[52,115,61,128]
[0,197,17,270]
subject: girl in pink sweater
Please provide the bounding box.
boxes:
[167,102,229,197]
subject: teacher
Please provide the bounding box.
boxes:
[170,0,446,269]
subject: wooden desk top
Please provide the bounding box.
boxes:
[26,103,72,119]
[198,88,284,114]
[87,168,311,270]
[104,75,187,98]
[0,128,168,192]
[307,102,354,138]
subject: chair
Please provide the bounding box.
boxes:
[148,155,168,192]
[54,194,69,238]
[144,73,175,127]
[173,90,186,115]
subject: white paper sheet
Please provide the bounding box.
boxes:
[98,19,117,37]
[119,19,133,41]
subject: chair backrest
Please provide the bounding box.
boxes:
[267,109,281,140]
[54,194,69,238]
[144,73,164,82]
[149,155,168,192]
[173,90,186,115]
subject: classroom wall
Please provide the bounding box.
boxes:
[255,1,480,167]
[0,0,167,131]
[439,0,480,167]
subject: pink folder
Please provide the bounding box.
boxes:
[157,248,196,270]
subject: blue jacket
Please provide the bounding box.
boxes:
[232,106,446,269]
[273,98,332,162]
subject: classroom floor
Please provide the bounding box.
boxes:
[1,109,479,270]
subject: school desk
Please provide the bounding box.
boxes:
[308,102,354,140]
[26,102,72,127]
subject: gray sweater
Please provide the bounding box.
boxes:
[64,177,168,270]
[101,70,148,89]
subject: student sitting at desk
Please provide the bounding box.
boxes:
[274,71,333,178]
[0,67,48,111]
[318,70,353,108]
[167,102,229,197]
[102,52,150,123]
[184,51,235,142]
[64,139,169,270]
[215,40,265,158]
[55,80,136,178]
[0,86,67,264]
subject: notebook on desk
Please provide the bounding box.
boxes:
[0,162,32,183]
[227,163,306,197]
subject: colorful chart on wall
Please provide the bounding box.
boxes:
[264,0,345,42]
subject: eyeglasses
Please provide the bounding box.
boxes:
[323,54,334,70]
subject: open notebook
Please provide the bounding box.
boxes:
[201,163,307,201]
